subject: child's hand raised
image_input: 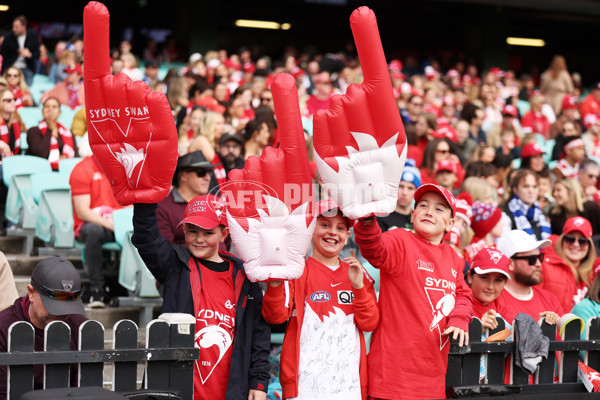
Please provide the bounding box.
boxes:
[481,309,498,330]
[345,250,364,289]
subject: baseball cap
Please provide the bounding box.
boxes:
[584,114,600,130]
[219,132,244,146]
[317,199,354,228]
[434,159,458,175]
[563,216,592,238]
[469,247,511,279]
[65,64,82,75]
[502,105,518,117]
[521,143,545,159]
[178,194,227,229]
[414,183,456,216]
[431,126,458,143]
[561,94,578,111]
[30,257,85,316]
[496,229,551,258]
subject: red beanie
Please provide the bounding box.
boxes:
[470,201,502,238]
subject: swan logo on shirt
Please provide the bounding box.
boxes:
[195,309,235,384]
[424,278,457,350]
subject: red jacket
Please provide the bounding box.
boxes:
[540,235,590,313]
[262,257,378,399]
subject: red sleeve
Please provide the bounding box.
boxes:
[261,280,296,325]
[352,269,379,332]
[447,269,473,331]
[353,219,404,275]
[69,161,91,196]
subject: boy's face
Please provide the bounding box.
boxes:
[467,272,507,304]
[397,181,416,208]
[411,192,454,242]
[312,214,349,260]
[435,171,457,189]
[184,224,228,261]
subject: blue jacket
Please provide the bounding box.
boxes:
[132,203,270,398]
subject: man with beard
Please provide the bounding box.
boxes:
[495,229,563,324]
[212,132,245,190]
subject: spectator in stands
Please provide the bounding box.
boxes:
[142,60,160,87]
[549,178,600,236]
[520,143,548,174]
[242,119,271,159]
[578,159,600,202]
[0,88,24,156]
[70,107,87,137]
[121,53,143,82]
[400,94,424,126]
[0,15,40,86]
[469,144,496,164]
[0,257,87,395]
[461,176,495,205]
[486,105,522,150]
[40,63,85,109]
[212,132,245,190]
[3,66,34,109]
[378,160,420,232]
[501,169,551,241]
[540,55,574,116]
[461,103,486,144]
[434,159,459,193]
[178,107,204,155]
[0,252,18,312]
[69,156,123,307]
[188,110,225,160]
[415,112,438,152]
[26,97,77,170]
[549,94,581,140]
[47,41,68,83]
[455,119,477,162]
[495,229,562,323]
[306,72,334,116]
[541,216,597,313]
[420,137,464,186]
[551,120,580,161]
[552,135,586,179]
[582,115,600,162]
[521,92,551,138]
[571,259,600,339]
[579,82,600,120]
[157,151,214,246]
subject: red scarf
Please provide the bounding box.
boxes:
[187,128,195,140]
[67,83,81,110]
[212,153,227,189]
[10,86,24,110]
[39,120,75,170]
[0,118,21,154]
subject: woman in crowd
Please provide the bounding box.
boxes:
[520,143,548,174]
[501,168,551,240]
[541,217,598,313]
[3,67,34,109]
[242,119,271,159]
[549,178,600,236]
[188,110,226,161]
[178,107,204,155]
[26,97,77,170]
[420,137,464,186]
[0,88,24,157]
[540,55,574,116]
[461,176,495,205]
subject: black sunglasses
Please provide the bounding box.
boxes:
[564,235,589,247]
[512,253,544,266]
[185,168,210,178]
[31,279,83,301]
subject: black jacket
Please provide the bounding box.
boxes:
[0,29,40,74]
[131,203,270,398]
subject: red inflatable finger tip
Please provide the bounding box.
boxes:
[350,6,375,23]
[84,1,108,18]
[272,73,296,90]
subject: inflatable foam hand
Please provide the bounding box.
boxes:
[223,73,315,282]
[313,6,407,220]
[83,2,177,205]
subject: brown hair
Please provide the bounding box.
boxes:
[588,273,600,303]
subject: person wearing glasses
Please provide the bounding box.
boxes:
[3,66,34,109]
[0,88,24,157]
[0,257,87,397]
[495,229,562,324]
[577,159,600,203]
[540,217,598,314]
[69,156,123,308]
[0,15,40,87]
[157,151,216,246]
[549,178,600,236]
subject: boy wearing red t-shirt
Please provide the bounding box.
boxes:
[354,183,472,400]
[132,194,270,400]
[262,200,379,400]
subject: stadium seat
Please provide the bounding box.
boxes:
[58,105,80,129]
[35,188,75,249]
[58,157,83,177]
[17,107,42,130]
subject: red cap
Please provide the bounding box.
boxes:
[431,126,458,143]
[446,69,460,78]
[178,194,227,229]
[469,247,511,279]
[414,183,456,216]
[242,62,255,73]
[521,143,545,159]
[563,216,592,238]
[388,60,403,72]
[65,64,82,75]
[434,159,458,175]
[502,104,518,117]
[490,67,504,77]
[316,199,354,228]
[561,94,578,111]
[584,114,600,130]
[195,97,226,114]
[391,72,406,80]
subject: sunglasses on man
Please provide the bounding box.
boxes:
[31,279,83,301]
[184,168,211,178]
[511,253,544,266]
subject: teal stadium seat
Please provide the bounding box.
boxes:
[3,155,52,227]
[17,107,41,130]
[58,157,83,177]
[58,105,80,129]
[30,82,55,106]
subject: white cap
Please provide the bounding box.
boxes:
[496,229,551,258]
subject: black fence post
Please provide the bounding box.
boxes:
[7,321,34,400]
[158,313,196,400]
[78,320,105,387]
[43,321,71,389]
[145,320,170,391]
[587,316,600,370]
[113,320,138,392]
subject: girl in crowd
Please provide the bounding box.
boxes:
[26,97,77,170]
[3,67,34,109]
[242,119,271,159]
[549,178,600,236]
[0,88,24,157]
[541,217,598,313]
[420,137,464,187]
[188,111,226,161]
[178,107,204,155]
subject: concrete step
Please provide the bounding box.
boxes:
[6,254,83,276]
[0,236,26,254]
[14,275,29,297]
[85,306,141,329]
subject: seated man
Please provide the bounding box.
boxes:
[212,132,245,190]
[0,257,87,397]
[40,63,85,109]
[157,151,214,245]
[70,156,122,307]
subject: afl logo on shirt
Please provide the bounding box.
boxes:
[310,291,331,302]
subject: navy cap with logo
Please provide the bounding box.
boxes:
[30,256,85,316]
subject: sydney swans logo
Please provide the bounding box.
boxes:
[89,112,151,189]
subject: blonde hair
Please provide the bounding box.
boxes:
[0,88,24,129]
[555,233,597,286]
[199,111,224,148]
[460,177,492,203]
[4,67,30,94]
[550,178,585,216]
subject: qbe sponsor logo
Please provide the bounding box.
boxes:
[337,290,354,304]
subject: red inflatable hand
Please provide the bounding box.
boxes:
[313,6,407,219]
[222,73,315,282]
[83,2,177,205]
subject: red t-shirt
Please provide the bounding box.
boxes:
[521,111,550,138]
[306,94,332,116]
[190,260,236,400]
[69,157,122,236]
[496,286,564,323]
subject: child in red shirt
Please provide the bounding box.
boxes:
[354,183,472,400]
[262,200,379,400]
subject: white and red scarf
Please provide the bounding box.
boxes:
[0,118,20,154]
[39,120,75,170]
[67,83,82,110]
[10,86,25,110]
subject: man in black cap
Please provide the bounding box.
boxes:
[0,257,87,396]
[212,132,245,188]
[157,150,216,245]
